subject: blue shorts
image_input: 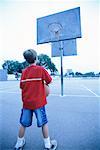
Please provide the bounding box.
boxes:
[20,106,48,127]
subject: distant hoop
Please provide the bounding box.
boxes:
[48,22,63,40]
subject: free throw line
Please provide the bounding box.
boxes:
[81,85,99,97]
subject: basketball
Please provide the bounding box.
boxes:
[44,84,50,97]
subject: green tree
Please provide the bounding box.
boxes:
[2,54,58,74]
[21,61,29,70]
[69,72,74,77]
[83,72,95,77]
[3,60,16,74]
[38,54,58,74]
[2,60,24,74]
[75,72,83,77]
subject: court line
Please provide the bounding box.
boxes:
[50,94,100,98]
[0,91,20,94]
[0,90,100,97]
[81,85,99,97]
[0,86,19,90]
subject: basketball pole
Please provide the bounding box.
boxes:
[59,40,64,96]
[48,22,64,96]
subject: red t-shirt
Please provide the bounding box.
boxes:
[20,64,52,110]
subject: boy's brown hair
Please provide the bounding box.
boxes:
[23,49,37,64]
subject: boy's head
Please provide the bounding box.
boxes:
[23,49,37,64]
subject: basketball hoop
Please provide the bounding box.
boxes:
[48,22,64,96]
[48,22,63,40]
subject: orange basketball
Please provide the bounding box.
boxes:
[44,84,50,97]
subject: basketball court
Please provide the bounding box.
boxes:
[0,6,99,150]
[0,77,100,150]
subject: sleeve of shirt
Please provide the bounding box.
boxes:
[42,67,52,85]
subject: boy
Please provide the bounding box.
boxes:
[15,49,57,150]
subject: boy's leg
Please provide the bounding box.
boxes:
[42,123,49,138]
[34,106,57,149]
[34,107,51,148]
[15,109,33,149]
[42,123,57,150]
[18,125,26,138]
[15,125,26,149]
[42,123,51,149]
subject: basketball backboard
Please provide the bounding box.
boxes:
[51,39,77,57]
[37,7,81,44]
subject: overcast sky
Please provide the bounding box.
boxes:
[0,0,100,73]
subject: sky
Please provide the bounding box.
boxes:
[0,0,100,73]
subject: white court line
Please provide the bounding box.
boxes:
[0,86,19,90]
[0,91,20,94]
[0,90,100,97]
[0,88,100,98]
[50,94,100,98]
[0,91,100,97]
[81,85,99,97]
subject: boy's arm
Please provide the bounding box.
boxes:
[42,67,52,85]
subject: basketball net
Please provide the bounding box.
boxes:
[48,22,63,41]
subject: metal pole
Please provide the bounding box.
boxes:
[60,41,63,96]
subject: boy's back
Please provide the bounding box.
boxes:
[20,64,52,110]
[15,49,57,150]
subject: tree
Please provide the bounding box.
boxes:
[2,54,58,74]
[83,72,95,77]
[2,60,18,74]
[38,54,58,74]
[69,72,74,77]
[2,60,24,74]
[75,72,83,77]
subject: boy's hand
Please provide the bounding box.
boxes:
[44,84,50,97]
